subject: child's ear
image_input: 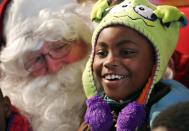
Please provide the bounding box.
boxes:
[3,96,11,117]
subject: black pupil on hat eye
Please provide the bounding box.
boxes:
[122,5,128,7]
[139,7,145,10]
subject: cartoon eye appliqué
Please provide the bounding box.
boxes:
[109,1,131,14]
[134,5,157,21]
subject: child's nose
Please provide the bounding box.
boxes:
[104,55,119,68]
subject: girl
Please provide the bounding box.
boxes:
[79,0,189,130]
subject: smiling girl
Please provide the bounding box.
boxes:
[78,0,189,130]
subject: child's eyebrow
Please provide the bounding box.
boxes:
[116,40,136,47]
[96,42,108,48]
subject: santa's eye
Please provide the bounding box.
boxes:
[109,1,131,14]
[134,5,157,21]
[24,53,45,72]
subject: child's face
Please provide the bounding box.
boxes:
[0,91,6,131]
[93,25,154,100]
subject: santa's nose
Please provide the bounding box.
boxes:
[41,44,64,74]
[45,55,64,74]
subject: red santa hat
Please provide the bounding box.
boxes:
[0,0,11,49]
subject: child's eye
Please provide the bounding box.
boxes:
[120,49,136,57]
[96,50,108,58]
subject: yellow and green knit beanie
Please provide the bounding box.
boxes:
[83,0,187,104]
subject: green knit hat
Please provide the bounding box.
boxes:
[83,0,187,104]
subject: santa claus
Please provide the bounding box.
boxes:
[0,0,93,130]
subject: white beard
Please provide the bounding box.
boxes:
[0,58,87,131]
[0,1,93,130]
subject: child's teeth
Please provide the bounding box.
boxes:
[112,75,115,79]
[105,74,125,80]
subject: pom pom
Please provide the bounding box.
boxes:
[84,95,113,131]
[117,101,146,131]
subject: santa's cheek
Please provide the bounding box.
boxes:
[31,67,48,77]
[65,43,88,63]
[46,59,65,74]
[27,60,47,77]
[29,58,66,77]
[45,55,83,74]
[63,54,80,63]
[61,54,84,65]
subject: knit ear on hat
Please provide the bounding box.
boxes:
[90,0,110,22]
[179,16,188,27]
[91,0,124,22]
[153,5,188,27]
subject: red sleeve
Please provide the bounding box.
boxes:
[172,50,189,88]
[7,105,33,131]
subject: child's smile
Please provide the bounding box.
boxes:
[102,73,129,90]
[102,73,129,91]
[103,73,128,81]
[93,25,155,101]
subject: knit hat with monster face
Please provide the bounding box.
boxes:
[83,0,187,104]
